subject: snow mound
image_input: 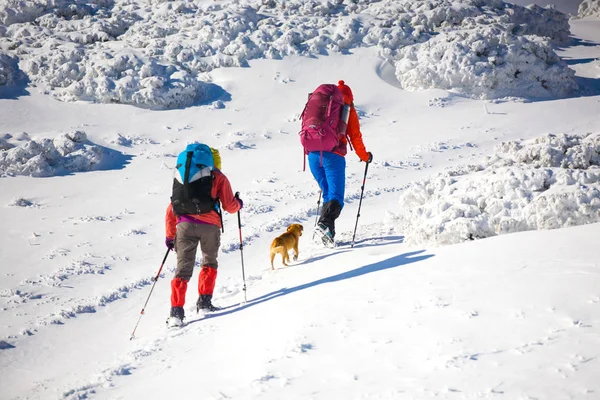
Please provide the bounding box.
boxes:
[24,49,209,109]
[393,133,600,246]
[393,27,576,99]
[6,197,39,207]
[0,53,22,93]
[0,0,578,106]
[0,130,105,177]
[578,0,600,17]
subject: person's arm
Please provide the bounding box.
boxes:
[165,203,177,239]
[215,172,242,214]
[347,105,369,162]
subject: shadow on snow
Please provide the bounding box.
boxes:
[196,249,434,323]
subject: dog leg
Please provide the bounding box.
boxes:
[282,249,289,266]
[270,251,276,270]
[293,244,299,261]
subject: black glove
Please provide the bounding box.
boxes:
[367,152,373,163]
[165,237,175,251]
[235,192,243,209]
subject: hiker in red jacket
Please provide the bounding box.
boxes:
[165,162,242,327]
[309,80,373,246]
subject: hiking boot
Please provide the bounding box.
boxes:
[166,306,185,328]
[315,223,335,248]
[196,295,218,312]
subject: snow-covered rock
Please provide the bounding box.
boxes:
[0,130,106,177]
[578,0,600,18]
[393,27,577,99]
[0,52,23,94]
[393,133,600,246]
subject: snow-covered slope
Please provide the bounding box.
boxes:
[1,2,599,400]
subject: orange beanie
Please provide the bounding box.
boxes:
[337,80,354,103]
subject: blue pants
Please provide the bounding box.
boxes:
[308,152,346,208]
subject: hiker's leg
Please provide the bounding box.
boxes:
[322,152,346,208]
[318,153,346,237]
[308,152,329,201]
[196,223,221,296]
[171,222,199,307]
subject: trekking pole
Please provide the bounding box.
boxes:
[351,160,370,248]
[312,190,322,240]
[130,247,171,340]
[235,192,247,303]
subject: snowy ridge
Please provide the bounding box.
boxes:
[393,132,600,246]
[0,0,577,106]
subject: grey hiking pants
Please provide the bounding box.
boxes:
[175,222,221,281]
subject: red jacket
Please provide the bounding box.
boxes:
[333,81,369,161]
[165,169,240,238]
[333,104,369,162]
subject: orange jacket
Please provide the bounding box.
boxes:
[333,104,369,162]
[165,169,241,239]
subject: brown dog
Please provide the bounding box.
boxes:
[270,223,304,269]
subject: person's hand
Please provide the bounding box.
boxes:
[366,152,373,163]
[235,192,243,209]
[165,237,175,251]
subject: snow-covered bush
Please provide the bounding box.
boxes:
[393,27,577,99]
[501,4,571,44]
[23,49,208,109]
[578,0,600,17]
[0,130,105,177]
[0,0,579,106]
[0,53,22,94]
[393,133,600,246]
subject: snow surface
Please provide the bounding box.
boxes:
[0,0,582,106]
[1,1,600,400]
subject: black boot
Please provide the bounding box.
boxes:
[170,306,185,318]
[318,200,342,239]
[166,306,185,327]
[196,295,218,312]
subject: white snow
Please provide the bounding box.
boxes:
[393,132,600,246]
[0,0,582,106]
[1,1,600,400]
[578,0,600,17]
[0,130,125,177]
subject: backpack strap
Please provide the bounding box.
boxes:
[182,150,193,203]
[183,151,193,184]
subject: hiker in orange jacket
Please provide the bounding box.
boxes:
[310,80,372,245]
[165,160,242,326]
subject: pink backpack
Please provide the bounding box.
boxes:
[299,84,347,156]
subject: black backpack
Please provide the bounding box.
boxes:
[171,144,217,215]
